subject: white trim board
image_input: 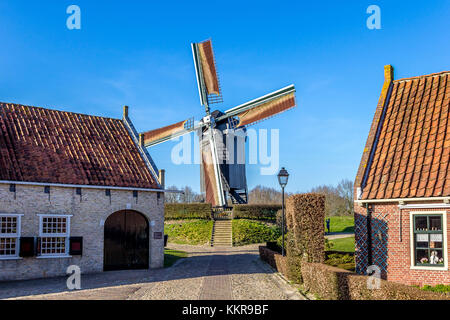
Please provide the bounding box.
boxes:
[399,204,450,209]
[355,196,450,204]
[0,180,182,193]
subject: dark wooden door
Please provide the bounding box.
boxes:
[104,210,149,271]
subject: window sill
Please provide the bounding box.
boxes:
[410,265,448,271]
[0,256,23,261]
[37,255,72,259]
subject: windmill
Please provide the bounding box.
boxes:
[141,39,296,207]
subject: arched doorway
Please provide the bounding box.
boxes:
[104,210,149,271]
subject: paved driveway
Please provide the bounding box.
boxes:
[0,244,305,300]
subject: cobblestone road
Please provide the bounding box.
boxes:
[0,244,305,300]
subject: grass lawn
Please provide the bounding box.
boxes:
[164,248,188,268]
[164,220,213,245]
[325,216,354,233]
[325,252,355,271]
[232,219,281,246]
[328,236,355,253]
[420,284,450,293]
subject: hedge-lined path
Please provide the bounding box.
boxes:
[1,244,305,300]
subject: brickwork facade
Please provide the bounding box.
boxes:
[355,202,449,286]
[0,183,164,281]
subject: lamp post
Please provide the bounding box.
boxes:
[278,167,289,256]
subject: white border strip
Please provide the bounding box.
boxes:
[399,203,450,209]
[0,180,182,193]
[355,196,450,204]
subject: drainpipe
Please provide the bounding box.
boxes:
[366,203,373,267]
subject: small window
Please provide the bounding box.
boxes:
[39,215,71,257]
[413,214,445,267]
[0,214,21,258]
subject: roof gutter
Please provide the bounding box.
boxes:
[355,196,450,205]
[0,180,183,193]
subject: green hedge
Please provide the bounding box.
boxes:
[259,246,289,277]
[421,284,450,293]
[165,203,212,220]
[232,220,281,246]
[232,204,281,220]
[286,193,326,264]
[301,262,449,300]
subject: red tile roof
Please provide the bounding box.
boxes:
[359,70,450,200]
[0,103,159,189]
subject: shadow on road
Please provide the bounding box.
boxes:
[0,249,274,299]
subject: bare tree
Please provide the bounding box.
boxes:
[165,185,181,203]
[248,185,282,204]
[310,179,353,216]
[165,186,205,203]
[337,179,354,215]
[179,186,197,203]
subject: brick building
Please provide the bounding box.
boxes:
[0,103,166,281]
[354,66,449,286]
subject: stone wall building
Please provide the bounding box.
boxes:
[0,103,165,281]
[354,67,449,286]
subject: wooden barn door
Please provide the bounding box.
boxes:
[104,210,149,271]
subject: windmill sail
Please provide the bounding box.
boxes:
[220,85,296,128]
[142,118,197,147]
[198,40,220,96]
[192,40,223,107]
[200,137,220,206]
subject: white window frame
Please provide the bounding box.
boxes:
[37,214,72,258]
[0,214,23,260]
[410,211,448,271]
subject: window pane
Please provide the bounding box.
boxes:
[430,234,443,249]
[42,217,67,235]
[40,237,67,255]
[416,249,429,264]
[0,216,18,235]
[0,238,17,256]
[415,233,428,248]
[429,250,444,265]
[429,216,442,231]
[415,216,428,231]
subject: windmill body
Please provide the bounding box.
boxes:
[141,39,297,208]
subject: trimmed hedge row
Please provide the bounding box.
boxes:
[259,246,449,300]
[301,262,449,300]
[166,204,281,220]
[259,246,289,277]
[165,203,212,220]
[286,193,326,264]
[232,204,281,220]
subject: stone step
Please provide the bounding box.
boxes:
[211,219,233,247]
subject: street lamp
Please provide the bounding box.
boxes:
[278,167,289,256]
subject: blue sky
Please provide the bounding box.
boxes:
[0,1,449,193]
